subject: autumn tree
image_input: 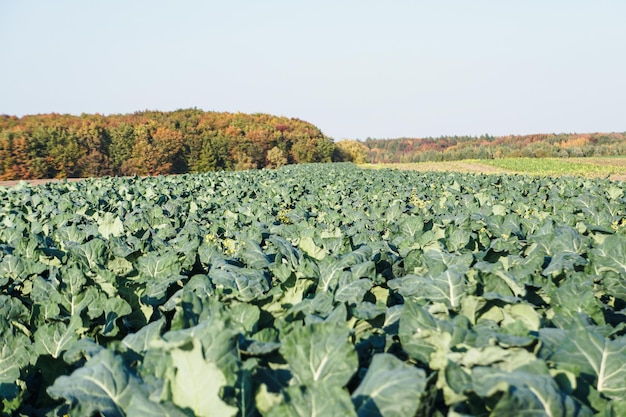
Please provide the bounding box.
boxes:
[0,109,339,178]
[76,119,112,177]
[48,132,83,177]
[0,130,20,179]
[109,123,135,175]
[233,150,256,171]
[266,146,288,168]
[193,135,232,172]
[333,140,369,163]
[123,124,184,175]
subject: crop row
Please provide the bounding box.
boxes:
[1,164,625,416]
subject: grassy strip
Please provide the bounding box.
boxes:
[479,157,626,177]
[361,157,626,179]
[359,160,506,174]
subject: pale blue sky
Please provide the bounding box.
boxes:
[1,1,624,139]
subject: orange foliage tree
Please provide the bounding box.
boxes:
[0,109,336,179]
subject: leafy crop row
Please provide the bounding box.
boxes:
[1,164,625,416]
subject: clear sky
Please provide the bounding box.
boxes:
[1,1,625,140]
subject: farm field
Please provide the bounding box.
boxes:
[361,156,626,180]
[1,163,626,416]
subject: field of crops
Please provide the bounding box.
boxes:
[481,157,626,178]
[361,156,626,180]
[1,163,626,416]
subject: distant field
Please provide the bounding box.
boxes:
[361,157,626,180]
[2,157,626,188]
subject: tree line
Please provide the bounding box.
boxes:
[0,109,336,180]
[360,132,626,164]
[2,110,623,180]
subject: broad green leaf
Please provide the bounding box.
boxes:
[229,303,260,333]
[427,265,467,309]
[398,300,441,364]
[0,295,30,324]
[168,339,237,417]
[267,384,356,417]
[269,260,293,283]
[546,272,605,325]
[459,295,487,325]
[542,252,587,276]
[0,254,26,284]
[298,236,328,260]
[398,300,468,368]
[34,315,83,358]
[350,260,376,280]
[606,185,623,200]
[601,272,626,305]
[423,249,473,277]
[492,204,507,216]
[233,363,257,417]
[550,326,626,400]
[142,275,184,306]
[452,345,537,370]
[602,399,626,417]
[62,337,105,364]
[503,303,542,331]
[101,296,132,336]
[352,353,426,417]
[209,266,270,302]
[335,275,373,305]
[163,307,240,381]
[181,274,215,299]
[127,395,191,417]
[263,275,313,317]
[397,216,424,239]
[440,359,472,404]
[136,251,182,282]
[0,332,30,388]
[241,238,272,268]
[98,212,125,239]
[92,268,120,297]
[108,256,134,276]
[352,301,386,320]
[269,236,302,270]
[474,261,526,297]
[121,318,165,355]
[47,349,143,417]
[280,322,357,387]
[399,264,467,309]
[588,234,626,276]
[445,227,472,252]
[58,265,99,316]
[472,364,590,417]
[135,251,184,305]
[317,257,347,293]
[198,239,226,268]
[67,238,107,271]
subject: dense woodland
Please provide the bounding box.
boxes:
[362,132,626,163]
[1,109,625,180]
[0,109,335,180]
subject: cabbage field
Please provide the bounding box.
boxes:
[1,163,625,416]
